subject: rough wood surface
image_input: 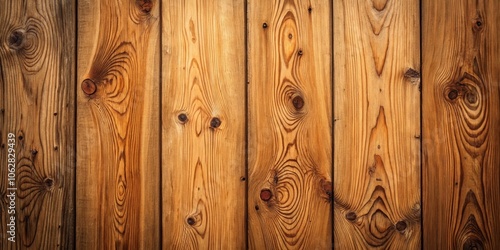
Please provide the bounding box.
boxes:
[76,0,160,249]
[0,0,75,248]
[161,0,246,248]
[422,0,500,248]
[333,0,421,248]
[248,1,333,248]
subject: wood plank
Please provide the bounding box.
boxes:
[161,0,246,248]
[333,0,421,248]
[247,1,332,248]
[422,0,500,248]
[76,0,160,248]
[0,0,75,248]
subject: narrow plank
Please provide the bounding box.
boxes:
[162,0,246,248]
[333,0,421,248]
[76,0,160,248]
[248,1,332,248]
[0,0,75,248]
[422,0,500,248]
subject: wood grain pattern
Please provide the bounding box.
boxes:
[0,0,75,248]
[162,0,246,248]
[248,1,332,248]
[333,0,421,248]
[422,0,500,248]
[76,0,160,249]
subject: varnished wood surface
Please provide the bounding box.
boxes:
[161,0,246,248]
[422,0,500,248]
[333,0,421,248]
[248,1,333,248]
[76,0,160,249]
[0,0,75,248]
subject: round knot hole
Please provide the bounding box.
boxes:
[8,30,25,50]
[82,79,97,95]
[187,217,195,226]
[447,89,458,100]
[178,113,188,123]
[345,212,357,222]
[292,95,304,110]
[262,23,268,29]
[210,117,221,129]
[44,178,54,189]
[395,221,407,231]
[260,189,272,201]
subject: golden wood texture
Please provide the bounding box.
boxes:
[248,1,332,248]
[422,0,500,248]
[161,0,246,248]
[76,0,160,248]
[333,0,421,248]
[0,0,75,248]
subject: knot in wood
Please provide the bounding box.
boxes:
[44,178,54,189]
[447,89,458,100]
[260,189,272,201]
[8,29,25,50]
[82,79,97,95]
[210,117,221,128]
[463,238,484,250]
[404,68,420,79]
[345,212,357,222]
[178,113,188,123]
[395,220,407,231]
[292,95,304,110]
[262,23,268,29]
[136,0,153,13]
[187,217,195,226]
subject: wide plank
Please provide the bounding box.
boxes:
[0,0,75,248]
[248,1,333,248]
[76,0,160,248]
[161,0,246,248]
[333,0,421,248]
[422,0,500,248]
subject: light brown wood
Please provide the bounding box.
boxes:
[0,0,75,248]
[333,0,421,248]
[248,1,333,248]
[422,0,500,248]
[76,0,160,249]
[161,0,246,248]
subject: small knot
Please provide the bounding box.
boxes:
[240,176,246,181]
[262,23,268,29]
[292,95,304,110]
[31,149,38,156]
[395,221,407,231]
[260,189,272,201]
[297,50,303,56]
[210,117,221,129]
[466,92,477,104]
[136,0,153,13]
[8,30,25,50]
[44,178,54,189]
[178,113,188,123]
[187,217,195,226]
[447,89,458,100]
[82,79,97,95]
[345,212,357,222]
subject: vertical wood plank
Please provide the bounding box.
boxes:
[76,0,160,248]
[422,0,500,248]
[161,0,246,248]
[248,1,333,248]
[333,0,421,248]
[0,0,75,248]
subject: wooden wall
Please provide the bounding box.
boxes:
[0,0,498,249]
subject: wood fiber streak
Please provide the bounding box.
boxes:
[76,0,160,249]
[423,0,500,248]
[0,0,75,249]
[334,0,421,248]
[248,1,332,248]
[162,1,246,248]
